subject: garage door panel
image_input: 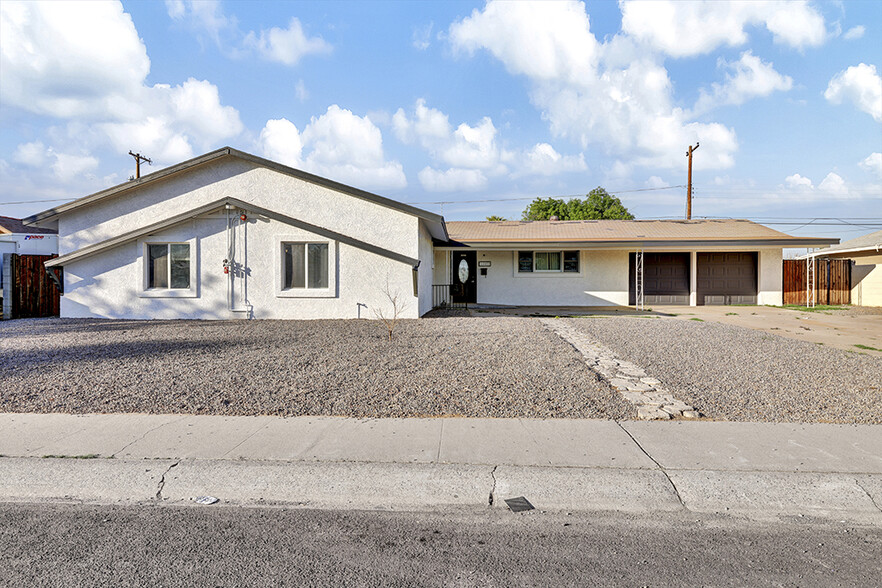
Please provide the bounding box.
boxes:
[630,252,690,305]
[697,252,757,305]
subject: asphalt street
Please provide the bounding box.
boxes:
[2,503,880,587]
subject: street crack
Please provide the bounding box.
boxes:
[155,461,180,500]
[855,478,882,513]
[489,465,498,507]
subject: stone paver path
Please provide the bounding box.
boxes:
[541,319,701,420]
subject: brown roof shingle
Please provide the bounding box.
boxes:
[444,219,833,245]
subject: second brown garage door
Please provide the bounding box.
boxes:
[697,252,757,305]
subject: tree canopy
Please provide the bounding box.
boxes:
[485,215,507,221]
[521,187,634,221]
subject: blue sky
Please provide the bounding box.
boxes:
[1,0,880,243]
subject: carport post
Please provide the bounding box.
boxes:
[635,250,644,310]
[689,251,698,306]
[806,254,815,308]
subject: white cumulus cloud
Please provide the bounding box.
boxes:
[619,0,827,57]
[784,173,813,189]
[843,25,865,41]
[417,167,488,192]
[393,99,587,185]
[243,17,331,65]
[450,1,738,170]
[1,1,243,166]
[12,141,99,181]
[516,143,587,177]
[818,172,848,196]
[258,106,406,190]
[859,152,882,176]
[1,0,150,119]
[824,63,882,122]
[167,1,330,66]
[692,51,793,115]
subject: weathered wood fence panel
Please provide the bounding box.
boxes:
[783,259,851,305]
[2,254,61,319]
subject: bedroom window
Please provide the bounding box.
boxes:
[517,250,579,273]
[283,242,329,289]
[147,243,190,289]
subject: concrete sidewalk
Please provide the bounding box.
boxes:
[1,413,880,522]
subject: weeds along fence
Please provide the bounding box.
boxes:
[783,259,851,306]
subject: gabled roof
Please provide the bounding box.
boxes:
[0,215,57,235]
[803,229,882,259]
[442,219,838,248]
[24,147,448,241]
[45,197,420,269]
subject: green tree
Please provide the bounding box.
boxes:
[521,187,634,221]
[485,215,507,221]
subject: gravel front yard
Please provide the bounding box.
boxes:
[0,318,632,419]
[561,317,882,424]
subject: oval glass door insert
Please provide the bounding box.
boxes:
[458,259,469,283]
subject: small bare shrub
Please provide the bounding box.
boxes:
[374,277,408,341]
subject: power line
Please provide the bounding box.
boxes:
[0,197,77,205]
[407,185,687,205]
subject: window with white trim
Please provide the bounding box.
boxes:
[283,242,329,289]
[518,250,579,273]
[147,243,190,289]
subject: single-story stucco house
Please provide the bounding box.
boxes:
[802,230,882,307]
[23,147,837,320]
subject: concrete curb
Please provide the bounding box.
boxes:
[2,457,881,523]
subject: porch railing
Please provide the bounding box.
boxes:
[432,284,468,309]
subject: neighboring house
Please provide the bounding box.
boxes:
[23,147,836,320]
[0,215,58,296]
[802,230,882,307]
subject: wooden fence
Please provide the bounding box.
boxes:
[783,259,851,305]
[2,254,61,319]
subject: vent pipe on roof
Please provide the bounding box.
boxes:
[549,215,559,221]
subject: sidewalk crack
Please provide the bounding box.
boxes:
[615,420,686,509]
[488,465,498,507]
[155,460,180,500]
[221,421,271,459]
[112,416,188,458]
[436,419,444,463]
[855,478,882,513]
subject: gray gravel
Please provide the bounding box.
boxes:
[0,317,632,419]
[561,317,882,424]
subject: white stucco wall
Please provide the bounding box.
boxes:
[852,255,882,307]
[756,248,783,306]
[58,159,419,262]
[442,249,630,307]
[61,215,420,320]
[430,246,785,308]
[417,221,435,316]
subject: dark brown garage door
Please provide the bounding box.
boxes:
[629,253,690,305]
[697,252,757,305]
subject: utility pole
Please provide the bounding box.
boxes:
[686,142,699,220]
[128,151,152,179]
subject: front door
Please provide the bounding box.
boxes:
[451,251,477,304]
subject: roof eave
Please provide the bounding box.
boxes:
[438,238,840,249]
[24,146,444,228]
